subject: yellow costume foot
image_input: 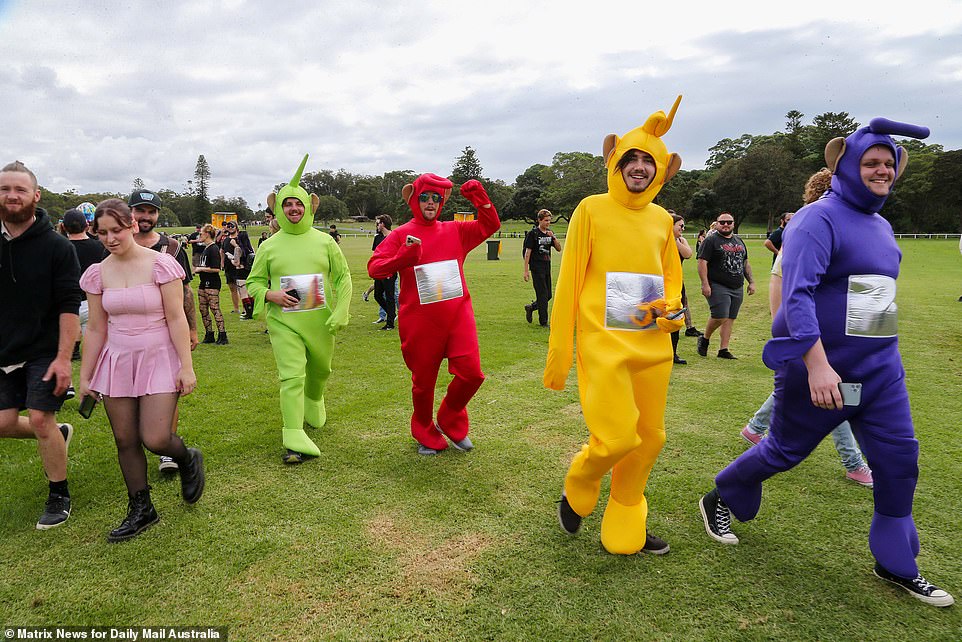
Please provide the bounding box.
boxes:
[600,497,648,555]
[282,428,321,457]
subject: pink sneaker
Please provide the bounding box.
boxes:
[740,425,763,446]
[846,465,874,488]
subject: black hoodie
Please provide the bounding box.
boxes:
[0,208,81,366]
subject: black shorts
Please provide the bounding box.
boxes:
[0,355,67,412]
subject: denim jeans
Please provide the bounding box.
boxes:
[746,392,866,472]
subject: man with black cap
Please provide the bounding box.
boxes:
[129,188,198,473]
[62,208,107,359]
[0,160,81,530]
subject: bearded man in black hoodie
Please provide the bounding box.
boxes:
[0,161,81,530]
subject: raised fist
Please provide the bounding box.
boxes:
[459,179,492,208]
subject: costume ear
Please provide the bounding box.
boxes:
[664,153,682,182]
[311,193,320,211]
[896,147,909,179]
[401,184,414,202]
[602,134,618,164]
[266,193,276,211]
[825,138,846,172]
[443,188,452,201]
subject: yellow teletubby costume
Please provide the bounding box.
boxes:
[545,96,685,554]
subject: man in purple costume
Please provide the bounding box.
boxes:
[698,118,954,608]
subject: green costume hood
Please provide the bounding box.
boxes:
[273,154,314,235]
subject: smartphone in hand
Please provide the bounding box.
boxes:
[838,382,862,407]
[79,394,99,419]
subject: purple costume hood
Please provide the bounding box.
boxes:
[829,118,930,213]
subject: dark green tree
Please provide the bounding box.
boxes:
[193,155,212,225]
[540,152,606,220]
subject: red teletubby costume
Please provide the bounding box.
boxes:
[368,174,500,452]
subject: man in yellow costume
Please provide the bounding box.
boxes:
[545,96,685,555]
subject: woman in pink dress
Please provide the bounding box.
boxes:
[78,199,205,542]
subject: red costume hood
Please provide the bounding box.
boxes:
[404,173,454,224]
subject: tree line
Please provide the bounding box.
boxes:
[37,112,962,233]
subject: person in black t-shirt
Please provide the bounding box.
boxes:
[764,212,793,264]
[696,212,755,359]
[522,209,561,326]
[62,208,107,359]
[193,224,226,345]
[371,214,396,330]
[129,188,196,473]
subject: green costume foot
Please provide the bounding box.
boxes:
[305,397,327,429]
[282,428,321,458]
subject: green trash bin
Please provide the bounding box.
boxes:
[486,239,501,260]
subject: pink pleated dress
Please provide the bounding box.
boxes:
[80,253,186,397]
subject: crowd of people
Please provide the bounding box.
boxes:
[0,102,954,608]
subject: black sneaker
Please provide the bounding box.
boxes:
[557,493,582,535]
[65,385,76,400]
[36,493,71,530]
[685,327,702,337]
[673,355,687,365]
[717,349,738,360]
[699,488,738,544]
[641,531,670,555]
[873,563,955,607]
[283,449,306,464]
[59,423,74,456]
[524,304,534,324]
[697,336,709,357]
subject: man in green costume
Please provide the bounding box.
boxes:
[246,156,352,463]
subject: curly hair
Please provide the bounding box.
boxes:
[803,168,833,205]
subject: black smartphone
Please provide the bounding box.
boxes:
[78,394,98,419]
[285,288,301,301]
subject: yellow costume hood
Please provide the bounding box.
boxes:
[603,95,683,209]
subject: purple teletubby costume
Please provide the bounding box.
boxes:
[714,118,930,580]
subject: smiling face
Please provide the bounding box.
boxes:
[0,170,41,225]
[418,191,441,221]
[860,145,896,197]
[132,204,159,233]
[282,197,305,225]
[619,149,657,193]
[673,218,685,238]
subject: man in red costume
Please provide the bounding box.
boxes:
[368,174,500,454]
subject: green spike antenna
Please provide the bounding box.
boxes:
[290,154,309,188]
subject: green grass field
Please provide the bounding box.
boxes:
[1,235,960,640]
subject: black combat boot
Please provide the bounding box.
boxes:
[215,332,229,345]
[178,448,206,504]
[107,488,159,543]
[202,330,216,344]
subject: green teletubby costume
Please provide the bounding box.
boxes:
[246,155,352,457]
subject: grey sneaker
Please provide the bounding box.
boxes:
[158,456,179,473]
[36,493,71,530]
[700,488,738,544]
[417,445,439,456]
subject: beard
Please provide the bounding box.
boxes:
[136,218,156,233]
[0,199,37,226]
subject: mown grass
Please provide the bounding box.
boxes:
[1,235,960,640]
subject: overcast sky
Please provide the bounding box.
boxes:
[3,0,961,211]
